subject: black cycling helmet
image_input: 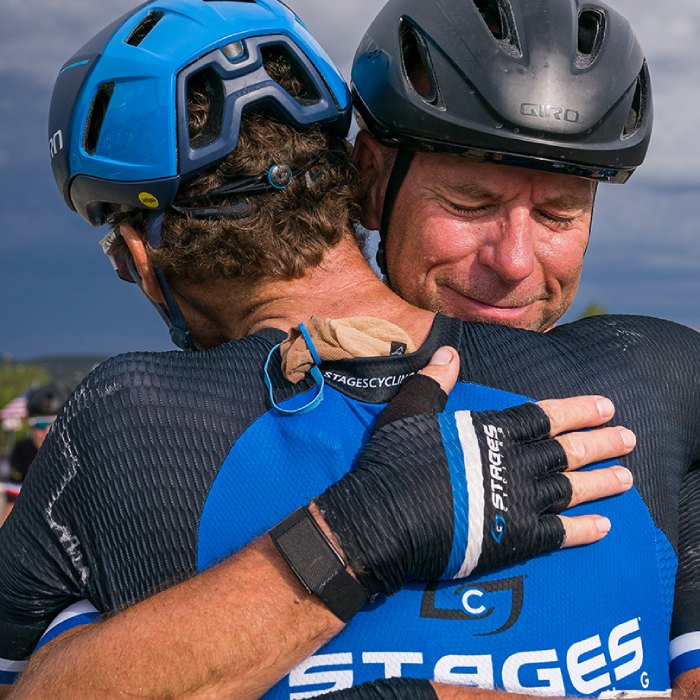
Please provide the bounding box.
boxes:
[26,384,69,418]
[352,0,652,183]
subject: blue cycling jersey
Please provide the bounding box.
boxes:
[199,377,672,697]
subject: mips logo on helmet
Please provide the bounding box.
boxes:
[139,192,160,209]
[520,104,580,123]
[49,130,64,159]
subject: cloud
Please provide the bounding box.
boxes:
[1,0,698,356]
[285,0,381,75]
[0,0,136,85]
[3,0,698,186]
[0,0,371,86]
[561,181,700,329]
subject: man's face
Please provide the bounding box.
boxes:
[361,143,595,332]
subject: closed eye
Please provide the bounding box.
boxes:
[536,209,579,229]
[445,201,493,217]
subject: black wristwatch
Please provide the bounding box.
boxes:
[269,507,369,622]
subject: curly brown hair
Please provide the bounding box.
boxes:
[112,51,363,283]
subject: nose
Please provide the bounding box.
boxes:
[478,207,536,284]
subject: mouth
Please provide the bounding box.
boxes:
[441,286,543,324]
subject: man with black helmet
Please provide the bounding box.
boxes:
[352,0,649,332]
[1,0,698,699]
[3,384,68,522]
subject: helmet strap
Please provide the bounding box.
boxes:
[584,183,598,256]
[144,212,196,351]
[377,149,414,283]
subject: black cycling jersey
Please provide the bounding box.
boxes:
[0,314,698,696]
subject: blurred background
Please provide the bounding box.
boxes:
[0,0,698,409]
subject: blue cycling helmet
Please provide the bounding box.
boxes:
[49,0,352,226]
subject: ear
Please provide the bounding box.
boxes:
[352,131,393,231]
[119,224,165,304]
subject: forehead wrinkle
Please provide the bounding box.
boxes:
[430,178,594,212]
[538,188,595,212]
[430,180,502,202]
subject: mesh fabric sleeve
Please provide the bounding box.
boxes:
[0,418,87,682]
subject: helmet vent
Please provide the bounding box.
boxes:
[187,68,225,150]
[84,82,114,155]
[576,10,605,67]
[260,45,321,106]
[125,11,164,47]
[473,0,522,58]
[399,20,441,106]
[622,62,648,138]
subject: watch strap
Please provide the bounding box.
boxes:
[270,507,368,622]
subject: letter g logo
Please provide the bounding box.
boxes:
[491,514,507,543]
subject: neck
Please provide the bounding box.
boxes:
[174,236,435,349]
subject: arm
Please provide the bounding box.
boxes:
[435,684,564,700]
[674,669,700,699]
[317,677,696,699]
[11,533,343,699]
[436,682,696,700]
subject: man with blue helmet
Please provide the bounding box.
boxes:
[1,0,699,699]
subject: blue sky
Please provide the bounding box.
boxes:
[1,0,698,359]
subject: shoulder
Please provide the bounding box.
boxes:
[551,314,700,358]
[85,332,278,387]
[28,332,282,488]
[17,332,283,532]
[67,332,280,415]
[451,314,699,404]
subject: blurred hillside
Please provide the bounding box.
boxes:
[0,355,109,409]
[16,355,108,389]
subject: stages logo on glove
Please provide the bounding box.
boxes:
[484,423,508,511]
[439,403,569,581]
